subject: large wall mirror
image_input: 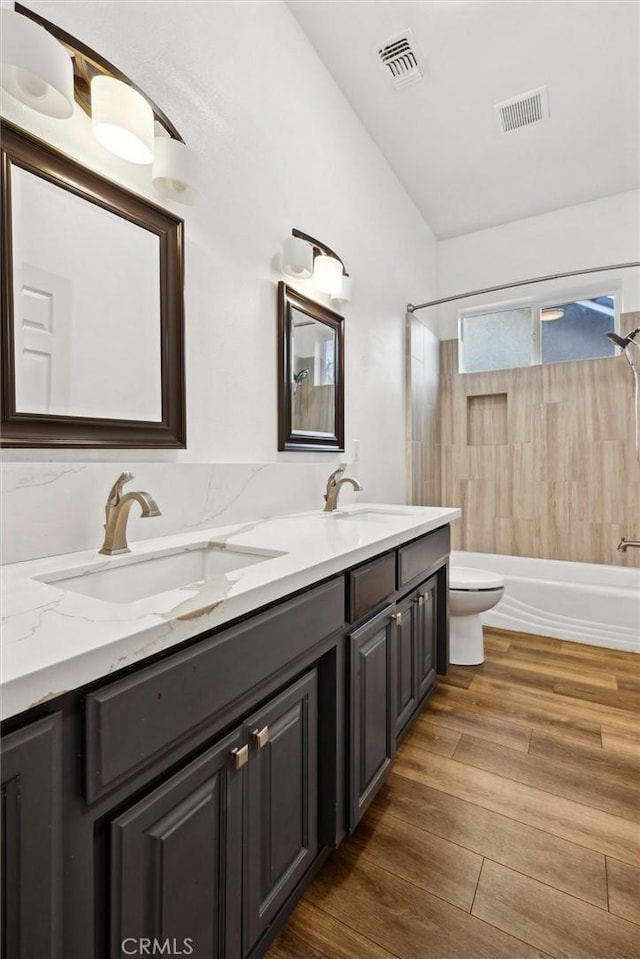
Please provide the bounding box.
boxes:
[0,122,186,447]
[278,282,344,451]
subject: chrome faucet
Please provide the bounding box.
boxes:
[99,471,161,555]
[323,464,363,512]
[617,538,640,552]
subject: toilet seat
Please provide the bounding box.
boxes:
[450,567,504,591]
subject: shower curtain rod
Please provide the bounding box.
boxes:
[406,261,640,313]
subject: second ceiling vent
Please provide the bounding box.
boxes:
[494,86,550,133]
[377,31,424,91]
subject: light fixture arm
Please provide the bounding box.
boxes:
[291,228,349,277]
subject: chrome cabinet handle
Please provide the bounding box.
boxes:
[252,726,270,749]
[418,594,425,608]
[231,745,249,770]
[391,612,403,626]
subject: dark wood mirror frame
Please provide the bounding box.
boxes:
[277,281,344,452]
[0,121,186,448]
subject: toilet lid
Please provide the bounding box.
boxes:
[450,566,505,590]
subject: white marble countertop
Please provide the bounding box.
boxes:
[0,503,460,720]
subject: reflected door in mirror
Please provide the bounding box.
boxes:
[11,167,161,421]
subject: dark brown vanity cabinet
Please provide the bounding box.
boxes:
[0,525,451,959]
[0,713,62,959]
[394,576,438,740]
[244,671,318,951]
[348,606,397,829]
[111,727,245,959]
[110,670,319,959]
[393,592,419,736]
[346,530,448,832]
[416,576,437,700]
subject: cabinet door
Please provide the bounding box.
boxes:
[244,671,318,952]
[1,714,62,959]
[348,606,396,830]
[417,576,437,700]
[394,593,418,737]
[111,728,244,959]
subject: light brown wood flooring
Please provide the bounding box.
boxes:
[267,628,640,959]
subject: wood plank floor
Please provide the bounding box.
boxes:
[267,628,640,959]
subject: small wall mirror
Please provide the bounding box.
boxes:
[278,282,344,451]
[1,123,186,447]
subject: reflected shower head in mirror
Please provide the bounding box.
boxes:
[293,369,310,394]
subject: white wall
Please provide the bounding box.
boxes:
[435,190,640,338]
[0,0,438,562]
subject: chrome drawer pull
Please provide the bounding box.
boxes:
[252,726,270,749]
[391,612,403,626]
[231,745,249,770]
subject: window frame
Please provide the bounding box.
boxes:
[458,285,620,374]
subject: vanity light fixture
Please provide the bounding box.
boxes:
[281,229,352,304]
[0,9,74,119]
[91,76,154,165]
[313,254,343,296]
[541,308,565,322]
[282,236,313,279]
[329,273,352,306]
[152,136,198,204]
[2,4,197,204]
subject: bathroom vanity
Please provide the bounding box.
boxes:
[0,504,459,959]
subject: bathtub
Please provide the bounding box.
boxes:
[451,551,640,653]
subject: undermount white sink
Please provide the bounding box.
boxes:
[36,543,284,604]
[325,508,417,522]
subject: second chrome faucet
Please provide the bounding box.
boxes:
[323,464,363,512]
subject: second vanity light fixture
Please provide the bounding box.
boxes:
[282,229,352,305]
[0,5,196,204]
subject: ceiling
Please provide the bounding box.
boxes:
[287,0,640,239]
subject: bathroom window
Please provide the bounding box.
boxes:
[459,295,616,372]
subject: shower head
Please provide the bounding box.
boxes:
[293,368,310,394]
[606,327,640,349]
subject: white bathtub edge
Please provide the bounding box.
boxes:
[452,550,640,654]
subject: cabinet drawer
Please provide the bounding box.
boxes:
[85,578,344,803]
[397,526,450,589]
[348,552,395,623]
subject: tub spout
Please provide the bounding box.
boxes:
[617,538,640,552]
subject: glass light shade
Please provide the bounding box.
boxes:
[541,308,565,322]
[313,254,342,295]
[91,76,154,165]
[0,10,74,119]
[152,137,197,205]
[330,274,352,306]
[282,236,313,279]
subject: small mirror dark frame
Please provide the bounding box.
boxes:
[0,121,186,448]
[277,281,344,452]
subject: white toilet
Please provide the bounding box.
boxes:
[449,567,505,665]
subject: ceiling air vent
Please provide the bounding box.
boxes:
[494,86,549,133]
[377,32,423,91]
